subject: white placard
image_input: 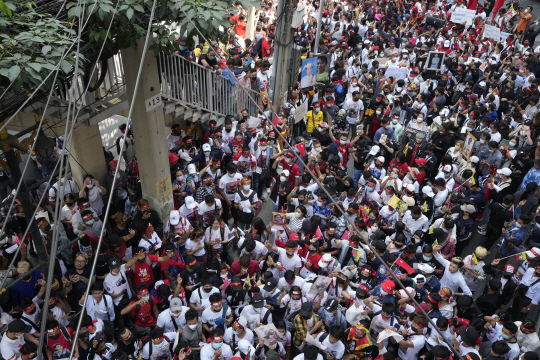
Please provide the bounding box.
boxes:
[248,116,261,128]
[501,31,511,42]
[396,67,409,80]
[450,8,475,25]
[385,65,400,78]
[145,94,162,112]
[295,102,308,123]
[483,25,501,41]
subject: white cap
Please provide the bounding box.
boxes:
[422,185,435,197]
[414,274,426,284]
[417,263,435,274]
[170,210,180,226]
[479,81,487,87]
[497,168,512,176]
[282,169,290,177]
[179,152,191,162]
[187,163,196,175]
[170,298,183,311]
[202,143,211,152]
[368,145,380,156]
[526,247,540,258]
[444,40,450,47]
[406,184,415,192]
[443,165,452,172]
[185,196,197,210]
[377,156,385,163]
[238,339,256,356]
[236,316,248,329]
[364,39,370,44]
[318,253,333,268]
[470,156,479,163]
[461,204,476,213]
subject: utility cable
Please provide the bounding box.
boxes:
[165,4,465,359]
[0,0,100,133]
[67,0,159,357]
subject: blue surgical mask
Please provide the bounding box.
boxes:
[367,187,374,192]
[501,333,510,339]
[324,310,334,318]
[232,330,238,335]
[212,343,223,349]
[516,222,522,228]
[340,140,347,145]
[243,185,250,191]
[423,255,432,261]
[459,106,464,111]
[480,139,485,144]
[466,127,473,132]
[509,142,516,147]
[86,220,94,226]
[380,289,388,296]
[142,295,150,301]
[317,200,324,207]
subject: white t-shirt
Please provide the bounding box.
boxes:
[104,265,131,306]
[60,204,78,223]
[156,307,190,332]
[84,185,105,216]
[219,173,243,201]
[223,326,255,347]
[277,277,305,293]
[185,238,205,257]
[293,355,324,360]
[239,240,268,260]
[205,225,231,250]
[179,204,199,228]
[343,99,365,124]
[398,334,425,360]
[190,287,220,309]
[0,333,25,360]
[276,247,302,276]
[317,332,345,359]
[141,332,177,360]
[280,295,307,317]
[200,343,234,360]
[138,231,162,252]
[201,306,232,327]
[198,200,222,227]
[234,190,259,214]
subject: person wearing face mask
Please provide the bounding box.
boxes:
[343,91,365,139]
[120,283,159,336]
[80,174,106,217]
[77,209,104,238]
[223,316,254,353]
[515,321,540,353]
[82,280,115,334]
[19,279,46,334]
[140,327,178,360]
[115,327,140,358]
[304,100,325,134]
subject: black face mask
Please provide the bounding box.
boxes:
[336,277,346,284]
[309,249,317,254]
[302,314,311,319]
[360,274,369,280]
[44,224,51,232]
[203,287,213,293]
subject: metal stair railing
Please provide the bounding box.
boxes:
[158,52,261,118]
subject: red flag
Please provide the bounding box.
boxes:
[491,0,504,19]
[467,0,477,10]
[384,104,391,116]
[223,276,230,292]
[396,258,414,274]
[341,230,350,240]
[295,142,306,156]
[273,114,281,127]
[314,226,323,239]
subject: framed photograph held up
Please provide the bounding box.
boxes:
[461,131,477,159]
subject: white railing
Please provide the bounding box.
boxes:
[158,52,261,117]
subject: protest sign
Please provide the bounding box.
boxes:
[483,25,501,41]
[295,102,307,123]
[450,8,475,25]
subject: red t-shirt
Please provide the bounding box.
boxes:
[46,327,75,358]
[129,299,156,327]
[131,255,158,287]
[389,159,408,179]
[280,159,300,188]
[71,234,99,259]
[111,243,127,259]
[158,248,186,275]
[335,140,351,165]
[230,259,261,279]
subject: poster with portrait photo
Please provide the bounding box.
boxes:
[461,131,477,160]
[315,54,331,82]
[301,57,317,88]
[425,51,446,71]
[272,212,286,227]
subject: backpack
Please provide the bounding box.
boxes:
[142,334,173,358]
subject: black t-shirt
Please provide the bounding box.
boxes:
[511,155,534,178]
[199,53,218,68]
[312,129,332,147]
[353,149,370,170]
[67,266,93,299]
[181,266,203,288]
[96,253,116,278]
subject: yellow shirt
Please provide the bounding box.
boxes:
[304,110,324,133]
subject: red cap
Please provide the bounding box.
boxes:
[289,233,299,241]
[381,280,395,293]
[415,158,427,166]
[219,59,227,69]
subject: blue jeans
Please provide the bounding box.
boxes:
[353,168,363,186]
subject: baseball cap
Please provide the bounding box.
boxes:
[377,156,385,163]
[184,196,197,210]
[319,122,328,128]
[356,284,370,296]
[422,185,435,197]
[170,298,183,311]
[169,210,180,226]
[263,277,278,292]
[8,319,32,333]
[497,168,512,176]
[470,156,479,163]
[381,280,395,293]
[168,153,179,164]
[318,253,333,268]
[368,145,380,155]
[414,302,430,314]
[202,143,211,152]
[399,287,416,299]
[442,165,452,172]
[230,276,243,291]
[415,158,427,166]
[108,257,121,270]
[460,326,480,346]
[299,302,313,317]
[503,264,515,275]
[526,247,540,258]
[107,233,123,247]
[325,299,338,312]
[252,294,264,308]
[417,263,435,274]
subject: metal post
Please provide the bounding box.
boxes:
[270,0,286,102]
[245,5,256,42]
[314,0,325,54]
[3,149,48,263]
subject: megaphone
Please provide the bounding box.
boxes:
[425,16,445,28]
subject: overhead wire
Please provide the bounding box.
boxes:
[0,0,101,133]
[67,0,160,357]
[165,3,466,359]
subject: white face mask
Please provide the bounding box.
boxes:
[172,311,182,318]
[188,324,197,330]
[280,176,287,182]
[86,184,94,189]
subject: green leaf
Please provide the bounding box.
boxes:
[28,62,42,72]
[100,3,113,12]
[126,7,134,20]
[199,19,209,30]
[133,4,144,12]
[60,60,71,74]
[0,68,9,78]
[7,65,20,82]
[41,45,52,55]
[0,0,12,18]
